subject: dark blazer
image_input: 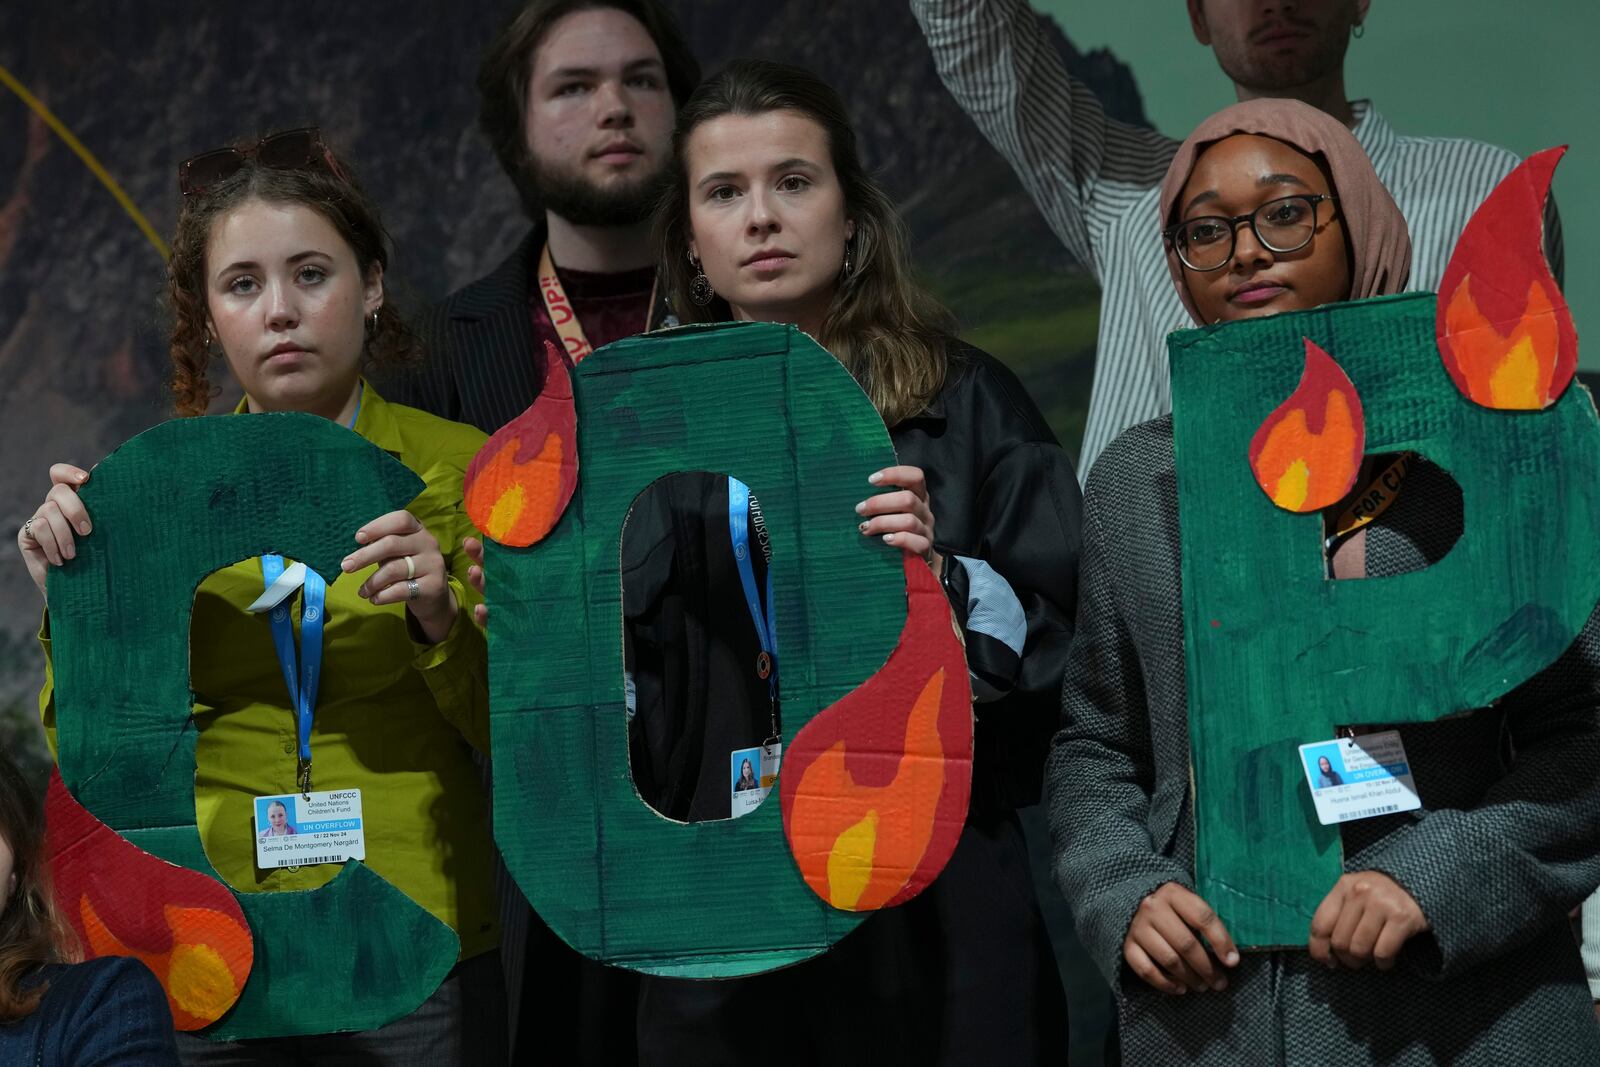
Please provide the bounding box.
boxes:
[893,340,1082,812]
[374,228,548,435]
[1048,415,1600,1064]
[0,957,178,1066]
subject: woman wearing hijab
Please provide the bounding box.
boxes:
[1047,99,1600,1063]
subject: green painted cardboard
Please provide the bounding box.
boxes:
[485,321,906,977]
[1171,292,1600,947]
[49,414,459,1037]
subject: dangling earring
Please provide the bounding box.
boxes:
[203,330,219,358]
[841,236,856,279]
[367,308,381,337]
[688,251,715,307]
[1351,22,1365,38]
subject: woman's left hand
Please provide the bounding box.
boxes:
[341,509,457,644]
[857,465,942,577]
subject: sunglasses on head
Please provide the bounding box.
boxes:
[178,127,347,197]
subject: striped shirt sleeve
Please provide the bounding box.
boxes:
[911,0,1179,278]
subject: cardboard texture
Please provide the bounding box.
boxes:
[1171,285,1600,946]
[46,770,253,1030]
[1247,339,1365,512]
[479,321,971,977]
[465,339,578,547]
[1436,147,1576,410]
[47,413,459,1038]
[780,553,972,911]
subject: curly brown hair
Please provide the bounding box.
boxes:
[654,60,954,428]
[166,141,420,417]
[0,753,76,1023]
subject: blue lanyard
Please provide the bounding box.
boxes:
[260,385,361,793]
[262,555,325,794]
[728,477,777,699]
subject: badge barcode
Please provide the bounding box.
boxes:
[279,856,345,867]
[1338,804,1399,822]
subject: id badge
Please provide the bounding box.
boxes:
[730,747,765,819]
[253,789,366,869]
[1297,731,1421,826]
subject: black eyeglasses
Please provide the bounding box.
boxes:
[1164,194,1338,271]
[178,127,347,197]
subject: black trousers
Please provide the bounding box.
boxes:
[635,812,1069,1066]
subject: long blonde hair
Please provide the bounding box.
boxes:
[655,60,954,427]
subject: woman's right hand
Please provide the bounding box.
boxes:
[1123,882,1240,995]
[17,464,93,604]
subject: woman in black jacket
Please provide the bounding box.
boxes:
[634,59,1081,1065]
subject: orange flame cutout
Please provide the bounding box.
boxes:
[1436,146,1575,409]
[81,897,252,1030]
[464,340,579,547]
[781,555,972,911]
[46,772,254,1031]
[465,431,566,544]
[1248,338,1364,513]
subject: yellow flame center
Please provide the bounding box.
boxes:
[166,942,238,1021]
[827,809,879,910]
[1489,334,1543,410]
[487,481,526,542]
[1272,459,1311,511]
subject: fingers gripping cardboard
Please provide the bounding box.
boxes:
[47,414,459,1038]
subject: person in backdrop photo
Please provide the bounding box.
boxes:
[639,58,1082,1065]
[1048,97,1600,1064]
[17,129,506,1065]
[910,0,1563,477]
[371,3,702,1061]
[0,750,180,1066]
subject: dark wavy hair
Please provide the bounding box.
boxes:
[165,140,419,417]
[654,60,954,427]
[0,753,75,1022]
[478,0,701,220]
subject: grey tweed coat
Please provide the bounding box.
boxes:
[1047,416,1600,1065]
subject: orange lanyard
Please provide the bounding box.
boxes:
[537,243,659,366]
[1326,452,1414,545]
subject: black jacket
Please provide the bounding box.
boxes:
[892,340,1082,811]
[373,228,548,434]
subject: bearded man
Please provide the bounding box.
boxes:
[386,0,700,435]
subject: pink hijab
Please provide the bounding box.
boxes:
[1158,98,1412,326]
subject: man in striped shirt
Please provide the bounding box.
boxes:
[912,0,1563,477]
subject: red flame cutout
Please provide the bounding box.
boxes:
[465,340,578,546]
[46,772,254,1030]
[1248,338,1365,513]
[1436,146,1576,409]
[780,555,972,911]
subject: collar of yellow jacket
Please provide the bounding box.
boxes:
[229,377,404,456]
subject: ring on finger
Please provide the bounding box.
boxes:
[21,518,33,542]
[407,578,420,601]
[404,554,415,580]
